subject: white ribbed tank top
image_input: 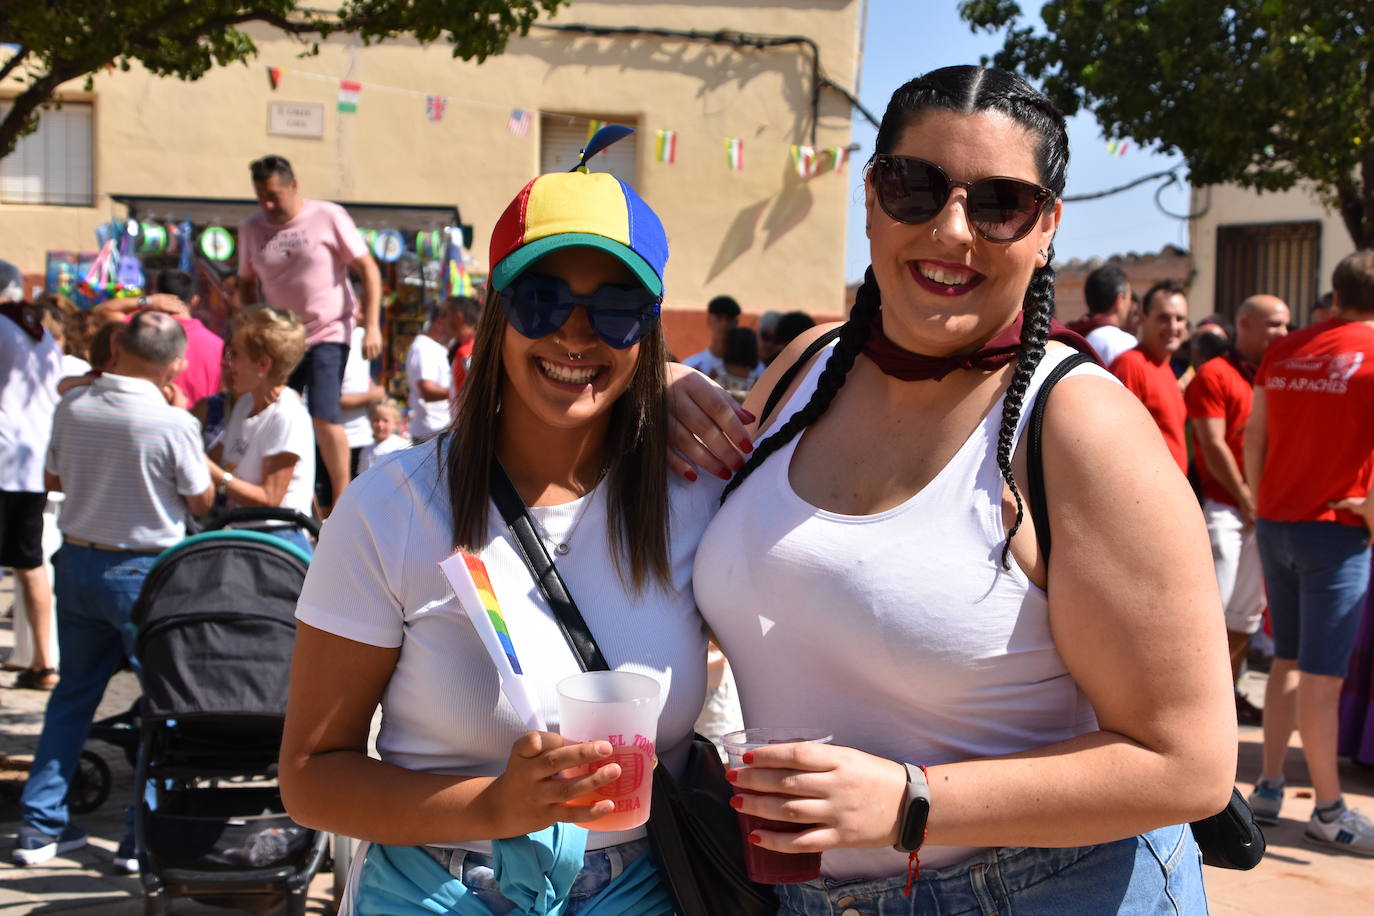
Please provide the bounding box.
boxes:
[694,345,1113,878]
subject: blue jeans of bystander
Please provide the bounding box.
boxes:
[21,544,156,834]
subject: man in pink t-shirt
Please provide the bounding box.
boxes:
[237,155,382,510]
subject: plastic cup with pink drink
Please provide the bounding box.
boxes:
[722,727,833,884]
[556,671,659,831]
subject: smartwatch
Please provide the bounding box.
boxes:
[893,763,931,853]
[217,471,234,498]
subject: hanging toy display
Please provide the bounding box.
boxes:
[138,222,169,255]
[373,228,406,263]
[440,226,476,299]
[200,226,236,262]
[360,228,378,252]
[114,220,146,295]
[177,220,194,273]
[415,230,443,261]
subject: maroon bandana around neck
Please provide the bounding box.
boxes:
[861,309,1102,382]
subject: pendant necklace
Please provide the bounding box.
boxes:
[530,486,598,556]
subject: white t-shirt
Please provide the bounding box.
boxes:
[356,433,408,475]
[340,326,374,449]
[405,334,452,439]
[220,389,316,516]
[62,354,91,378]
[682,348,723,377]
[0,319,62,492]
[295,440,723,851]
[1085,324,1138,368]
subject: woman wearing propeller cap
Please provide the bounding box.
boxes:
[280,129,718,915]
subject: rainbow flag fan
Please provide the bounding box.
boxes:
[438,551,544,732]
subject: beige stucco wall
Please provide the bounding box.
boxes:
[0,0,860,316]
[1188,181,1356,318]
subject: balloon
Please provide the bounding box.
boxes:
[200,226,236,262]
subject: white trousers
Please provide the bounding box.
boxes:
[1203,499,1266,634]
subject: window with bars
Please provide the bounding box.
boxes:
[539,113,638,181]
[1215,222,1321,322]
[0,101,95,206]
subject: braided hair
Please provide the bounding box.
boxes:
[723,66,1070,568]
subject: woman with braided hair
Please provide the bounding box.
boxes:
[672,65,1235,911]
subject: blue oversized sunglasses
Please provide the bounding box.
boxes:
[500,272,662,349]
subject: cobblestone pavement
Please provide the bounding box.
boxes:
[3,577,1374,913]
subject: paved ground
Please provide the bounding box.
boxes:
[3,574,1374,913]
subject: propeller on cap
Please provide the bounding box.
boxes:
[573,124,635,172]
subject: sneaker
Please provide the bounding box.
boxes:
[1248,781,1283,825]
[112,836,139,875]
[11,823,88,866]
[1305,804,1374,856]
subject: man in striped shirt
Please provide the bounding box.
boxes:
[14,312,213,874]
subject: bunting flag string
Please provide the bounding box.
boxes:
[1106,140,1130,157]
[337,80,361,113]
[655,129,677,164]
[507,108,533,136]
[723,137,744,171]
[426,95,448,122]
[825,146,850,172]
[790,144,818,178]
[267,67,282,91]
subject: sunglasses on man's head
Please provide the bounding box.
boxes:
[500,272,661,349]
[869,155,1054,243]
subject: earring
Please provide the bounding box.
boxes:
[1037,248,1048,260]
[932,226,941,241]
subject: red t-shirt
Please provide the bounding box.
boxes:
[1184,353,1253,508]
[1110,347,1188,473]
[1255,318,1374,525]
[449,337,475,411]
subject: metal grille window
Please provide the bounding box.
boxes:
[1215,222,1321,321]
[540,114,638,182]
[0,101,95,206]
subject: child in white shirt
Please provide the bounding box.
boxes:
[356,399,408,475]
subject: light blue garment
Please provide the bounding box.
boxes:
[355,825,674,916]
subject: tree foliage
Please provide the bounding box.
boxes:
[958,1,1374,248]
[0,0,565,159]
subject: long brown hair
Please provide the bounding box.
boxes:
[444,286,672,590]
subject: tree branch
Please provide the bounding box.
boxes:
[0,45,27,85]
[0,64,78,162]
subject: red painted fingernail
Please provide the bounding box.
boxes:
[685,469,698,482]
[725,768,738,783]
[742,752,754,765]
[729,795,743,809]
[717,469,732,480]
[748,833,762,845]
[737,408,757,423]
[738,438,754,454]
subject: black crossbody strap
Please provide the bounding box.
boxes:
[489,461,610,672]
[757,327,843,429]
[1026,352,1095,561]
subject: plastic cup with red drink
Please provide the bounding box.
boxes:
[722,727,833,884]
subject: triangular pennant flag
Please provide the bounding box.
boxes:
[826,147,850,173]
[426,95,447,122]
[790,145,818,178]
[723,137,743,171]
[267,67,282,91]
[1107,140,1118,155]
[655,129,677,164]
[338,80,362,113]
[1117,140,1130,157]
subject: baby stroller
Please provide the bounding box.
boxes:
[130,508,327,915]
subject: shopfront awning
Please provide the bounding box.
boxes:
[110,194,471,246]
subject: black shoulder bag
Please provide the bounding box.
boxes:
[489,462,776,916]
[1026,352,1265,871]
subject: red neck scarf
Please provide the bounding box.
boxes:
[861,309,1102,382]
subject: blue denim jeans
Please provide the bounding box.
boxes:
[775,824,1207,916]
[420,839,651,916]
[1256,519,1372,677]
[21,544,156,834]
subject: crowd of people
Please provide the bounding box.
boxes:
[1,60,1373,914]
